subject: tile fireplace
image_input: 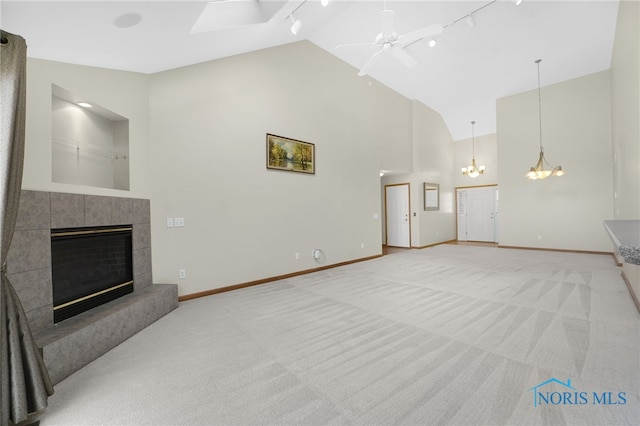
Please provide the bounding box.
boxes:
[6,190,178,384]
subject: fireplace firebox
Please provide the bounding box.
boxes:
[51,225,134,323]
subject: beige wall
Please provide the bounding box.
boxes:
[24,59,150,199]
[381,101,457,248]
[610,0,640,219]
[149,41,413,295]
[497,70,614,251]
[22,15,637,297]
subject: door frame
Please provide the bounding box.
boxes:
[455,184,498,242]
[384,182,412,248]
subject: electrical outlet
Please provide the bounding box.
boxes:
[175,217,185,227]
[179,269,186,279]
[166,217,174,228]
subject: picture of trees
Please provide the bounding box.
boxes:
[267,134,315,174]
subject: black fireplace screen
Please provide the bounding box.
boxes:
[51,225,134,323]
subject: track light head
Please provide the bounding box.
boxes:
[289,14,301,35]
[465,14,475,28]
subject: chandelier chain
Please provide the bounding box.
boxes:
[471,120,476,159]
[536,59,544,152]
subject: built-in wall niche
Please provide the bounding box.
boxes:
[52,84,130,190]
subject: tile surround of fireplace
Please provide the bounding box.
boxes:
[7,190,178,384]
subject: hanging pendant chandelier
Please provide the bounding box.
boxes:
[462,120,485,178]
[526,59,565,180]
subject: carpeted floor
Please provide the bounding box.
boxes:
[41,245,639,425]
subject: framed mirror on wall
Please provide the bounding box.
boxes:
[424,182,439,211]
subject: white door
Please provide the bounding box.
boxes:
[385,184,411,247]
[457,186,498,242]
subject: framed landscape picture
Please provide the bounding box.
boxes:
[266,133,315,174]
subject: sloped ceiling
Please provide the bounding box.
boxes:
[0,0,620,140]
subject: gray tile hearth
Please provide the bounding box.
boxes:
[7,190,178,383]
[36,284,178,384]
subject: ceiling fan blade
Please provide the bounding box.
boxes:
[358,49,384,76]
[392,47,418,69]
[397,23,444,47]
[380,9,395,39]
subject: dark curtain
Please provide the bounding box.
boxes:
[1,30,54,426]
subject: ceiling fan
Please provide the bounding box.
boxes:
[337,7,443,76]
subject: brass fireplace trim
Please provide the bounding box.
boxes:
[53,280,134,311]
[52,226,132,238]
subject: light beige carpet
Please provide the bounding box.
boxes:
[41,245,639,425]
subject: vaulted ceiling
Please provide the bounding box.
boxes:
[0,0,620,140]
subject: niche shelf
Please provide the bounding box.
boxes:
[52,85,130,191]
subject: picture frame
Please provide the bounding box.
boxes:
[266,133,315,174]
[424,182,439,211]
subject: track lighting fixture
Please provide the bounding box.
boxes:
[525,59,564,180]
[462,121,485,178]
[289,14,301,35]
